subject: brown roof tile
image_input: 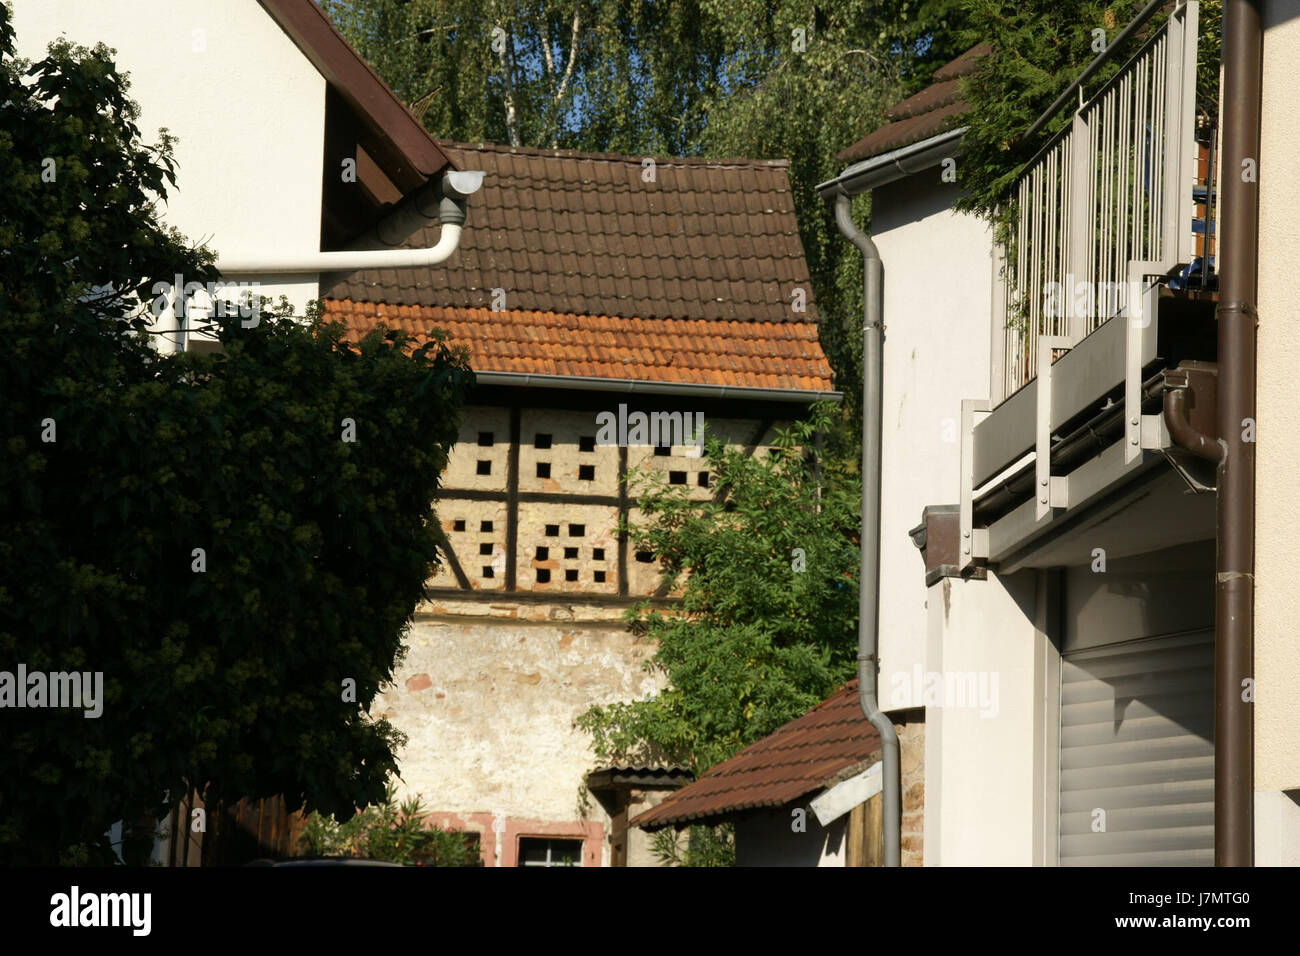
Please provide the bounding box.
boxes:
[631,680,882,829]
[325,141,819,326]
[837,43,990,165]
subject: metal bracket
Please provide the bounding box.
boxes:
[959,398,992,569]
[1036,336,1073,519]
[1124,271,1160,464]
[1141,413,1171,450]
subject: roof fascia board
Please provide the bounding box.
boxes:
[817,127,967,199]
[473,371,842,404]
[257,0,450,180]
[810,761,883,826]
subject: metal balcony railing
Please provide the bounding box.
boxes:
[995,1,1202,401]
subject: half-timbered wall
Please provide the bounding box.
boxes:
[374,386,798,865]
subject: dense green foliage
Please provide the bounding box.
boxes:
[577,405,859,775]
[577,405,858,866]
[953,0,1221,245]
[651,822,736,867]
[0,9,471,864]
[323,0,971,461]
[299,784,480,865]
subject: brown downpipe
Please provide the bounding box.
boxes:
[1215,0,1260,867]
[1163,384,1222,464]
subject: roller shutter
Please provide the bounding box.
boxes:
[1058,630,1214,866]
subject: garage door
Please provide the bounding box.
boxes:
[1058,629,1215,866]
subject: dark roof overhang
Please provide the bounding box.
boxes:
[257,0,455,246]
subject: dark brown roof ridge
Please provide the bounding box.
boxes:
[437,139,791,170]
[885,77,963,121]
[934,42,992,82]
[258,0,451,180]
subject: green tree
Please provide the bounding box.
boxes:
[952,0,1220,243]
[0,8,472,865]
[577,404,859,774]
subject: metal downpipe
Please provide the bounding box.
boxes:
[1215,0,1261,867]
[833,192,901,867]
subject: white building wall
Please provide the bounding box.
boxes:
[870,173,995,704]
[1254,0,1300,861]
[922,572,1039,865]
[13,0,326,338]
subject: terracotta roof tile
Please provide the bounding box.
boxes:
[322,299,834,393]
[632,680,881,829]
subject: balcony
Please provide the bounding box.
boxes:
[961,1,1220,570]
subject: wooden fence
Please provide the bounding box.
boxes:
[161,791,307,866]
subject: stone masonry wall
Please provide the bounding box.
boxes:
[894,708,926,867]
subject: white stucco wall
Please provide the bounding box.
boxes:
[870,173,995,702]
[13,0,325,339]
[922,572,1039,865]
[1254,0,1300,860]
[377,607,661,823]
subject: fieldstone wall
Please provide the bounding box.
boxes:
[893,708,926,867]
[374,600,661,844]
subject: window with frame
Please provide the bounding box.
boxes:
[517,837,582,867]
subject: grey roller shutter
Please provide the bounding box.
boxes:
[1059,630,1214,866]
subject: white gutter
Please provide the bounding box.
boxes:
[216,169,485,275]
[816,128,966,200]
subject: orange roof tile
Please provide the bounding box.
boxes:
[632,680,882,829]
[323,299,835,393]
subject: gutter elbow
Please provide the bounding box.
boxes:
[833,192,880,264]
[1163,385,1223,464]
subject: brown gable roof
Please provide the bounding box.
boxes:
[836,44,990,165]
[326,141,818,325]
[631,680,881,830]
[324,141,836,395]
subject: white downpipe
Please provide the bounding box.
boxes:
[215,223,463,275]
[215,169,484,276]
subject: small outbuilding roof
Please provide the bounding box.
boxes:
[836,44,990,165]
[632,679,881,830]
